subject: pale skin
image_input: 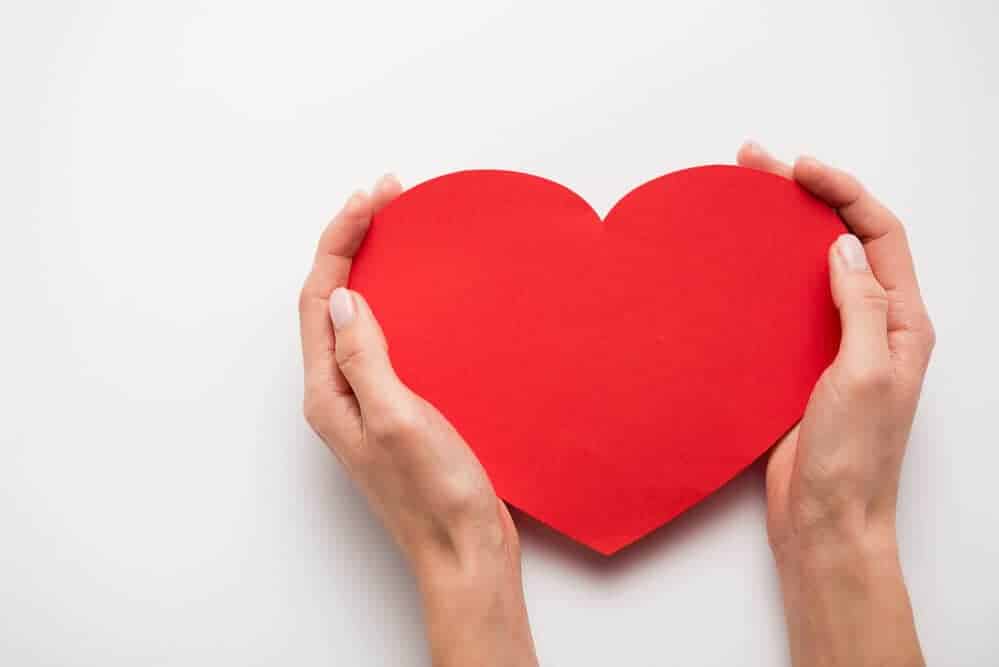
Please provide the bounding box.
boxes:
[300,142,933,666]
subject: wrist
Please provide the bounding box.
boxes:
[404,492,519,580]
[774,520,924,667]
[412,520,520,598]
[412,510,537,667]
[406,495,526,629]
[778,526,903,598]
[770,500,898,571]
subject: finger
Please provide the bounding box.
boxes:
[793,157,902,244]
[828,234,891,380]
[329,287,408,415]
[312,174,401,266]
[736,140,793,179]
[370,172,403,213]
[792,157,934,370]
[300,190,375,398]
[300,174,404,398]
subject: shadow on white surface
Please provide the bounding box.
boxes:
[513,458,769,574]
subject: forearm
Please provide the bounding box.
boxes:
[412,520,538,667]
[776,528,924,667]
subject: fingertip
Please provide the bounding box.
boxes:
[834,234,869,272]
[371,173,403,213]
[316,190,374,260]
[737,140,793,178]
[736,140,760,167]
[375,172,402,195]
[737,139,766,164]
[329,287,357,330]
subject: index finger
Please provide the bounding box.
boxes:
[737,143,934,371]
[300,190,375,398]
[792,157,934,369]
[300,175,404,398]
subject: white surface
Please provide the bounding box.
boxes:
[2,1,997,665]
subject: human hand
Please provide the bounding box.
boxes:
[738,142,932,666]
[299,175,537,667]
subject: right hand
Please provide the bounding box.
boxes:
[298,175,537,667]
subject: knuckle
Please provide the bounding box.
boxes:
[805,452,863,490]
[843,277,889,311]
[859,287,890,313]
[302,394,327,435]
[791,455,871,526]
[438,478,494,520]
[336,344,366,375]
[789,490,865,538]
[298,282,318,315]
[367,407,422,443]
[840,363,894,396]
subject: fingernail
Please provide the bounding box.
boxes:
[836,234,868,271]
[329,287,356,330]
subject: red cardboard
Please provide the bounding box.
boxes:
[349,166,844,554]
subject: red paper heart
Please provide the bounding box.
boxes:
[350,166,843,554]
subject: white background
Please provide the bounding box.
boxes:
[2,1,997,665]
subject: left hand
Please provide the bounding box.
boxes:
[735,142,934,559]
[736,142,932,666]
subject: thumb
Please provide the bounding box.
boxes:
[828,234,891,380]
[329,287,406,413]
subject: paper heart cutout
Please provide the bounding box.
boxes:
[350,166,843,554]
